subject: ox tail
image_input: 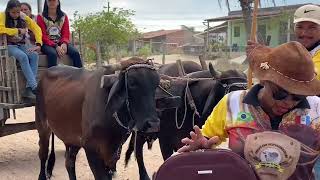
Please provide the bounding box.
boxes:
[124,132,136,167]
[46,132,56,177]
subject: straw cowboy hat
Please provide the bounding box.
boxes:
[248,41,320,96]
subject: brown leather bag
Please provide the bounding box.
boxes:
[154,149,258,180]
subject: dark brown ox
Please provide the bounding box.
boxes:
[35,59,160,180]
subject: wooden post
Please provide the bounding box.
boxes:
[5,56,13,104]
[96,41,102,68]
[247,0,259,89]
[71,31,75,46]
[162,39,166,64]
[78,29,84,59]
[203,21,210,60]
[133,40,137,56]
[12,58,19,103]
[0,35,8,103]
[198,55,208,70]
[176,59,186,76]
[287,18,291,42]
[37,0,42,14]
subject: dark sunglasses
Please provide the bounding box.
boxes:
[273,88,306,101]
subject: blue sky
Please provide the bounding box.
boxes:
[1,0,319,32]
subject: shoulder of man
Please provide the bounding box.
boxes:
[311,44,320,57]
[306,96,320,110]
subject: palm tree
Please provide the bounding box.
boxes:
[218,0,276,40]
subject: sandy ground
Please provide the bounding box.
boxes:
[0,107,164,180]
[0,108,229,180]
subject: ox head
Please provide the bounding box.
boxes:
[102,59,160,133]
[201,63,247,118]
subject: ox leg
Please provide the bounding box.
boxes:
[85,148,111,180]
[124,132,135,167]
[159,136,174,160]
[135,133,150,180]
[65,145,81,180]
[37,129,51,180]
[46,133,56,178]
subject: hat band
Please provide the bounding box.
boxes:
[259,62,317,83]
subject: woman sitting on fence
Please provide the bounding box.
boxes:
[0,0,42,100]
[37,0,83,68]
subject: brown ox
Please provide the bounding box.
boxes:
[35,59,160,180]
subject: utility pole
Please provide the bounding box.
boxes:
[37,0,42,14]
[107,1,110,13]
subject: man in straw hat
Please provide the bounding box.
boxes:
[294,4,320,81]
[178,41,320,179]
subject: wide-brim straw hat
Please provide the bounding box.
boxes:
[248,41,320,96]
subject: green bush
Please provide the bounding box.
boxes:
[138,44,152,59]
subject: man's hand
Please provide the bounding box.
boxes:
[27,46,40,53]
[177,125,220,153]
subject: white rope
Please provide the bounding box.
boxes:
[175,78,189,130]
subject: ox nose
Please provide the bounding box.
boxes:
[144,118,160,133]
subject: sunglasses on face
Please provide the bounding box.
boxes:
[272,88,306,102]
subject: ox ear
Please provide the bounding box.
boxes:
[209,63,221,78]
[106,73,126,113]
[201,82,222,117]
[100,74,118,89]
[156,96,181,110]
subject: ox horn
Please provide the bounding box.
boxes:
[100,74,118,89]
[209,62,221,78]
[102,63,122,71]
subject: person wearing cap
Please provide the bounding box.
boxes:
[293,5,320,178]
[294,4,320,80]
[178,41,320,179]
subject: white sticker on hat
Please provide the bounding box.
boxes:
[260,148,282,164]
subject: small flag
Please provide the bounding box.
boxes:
[301,115,311,126]
[237,112,253,122]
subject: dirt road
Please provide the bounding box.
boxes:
[0,107,163,180]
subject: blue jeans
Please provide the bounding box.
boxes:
[314,158,320,180]
[8,44,38,90]
[41,44,83,68]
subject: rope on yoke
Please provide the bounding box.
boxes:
[159,74,247,82]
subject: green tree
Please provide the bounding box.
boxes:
[72,6,140,62]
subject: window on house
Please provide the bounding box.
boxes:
[279,20,295,44]
[234,26,240,37]
[258,24,267,44]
